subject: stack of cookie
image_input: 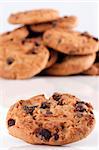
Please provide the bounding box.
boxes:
[0,9,99,79]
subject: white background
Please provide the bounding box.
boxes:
[0,0,99,37]
[0,1,99,150]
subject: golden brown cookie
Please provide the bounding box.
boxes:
[83,63,99,75]
[0,42,49,79]
[30,16,78,33]
[8,9,59,25]
[43,29,99,55]
[0,26,29,43]
[6,93,95,145]
[45,53,96,76]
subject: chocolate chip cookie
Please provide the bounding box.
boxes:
[43,29,99,55]
[0,43,49,79]
[45,53,96,76]
[8,9,59,25]
[6,93,95,145]
[30,16,78,33]
[0,26,29,43]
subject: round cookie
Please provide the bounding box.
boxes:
[6,93,95,145]
[45,53,96,76]
[8,9,59,25]
[43,29,99,55]
[0,43,49,79]
[0,26,29,43]
[83,63,99,75]
[30,16,78,33]
[46,49,58,68]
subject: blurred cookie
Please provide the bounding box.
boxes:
[6,93,95,145]
[30,16,78,33]
[0,26,29,43]
[43,29,99,55]
[45,53,96,75]
[8,9,59,25]
[0,43,49,79]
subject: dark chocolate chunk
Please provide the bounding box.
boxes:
[8,119,15,127]
[7,57,14,65]
[40,102,49,109]
[6,32,10,35]
[35,41,40,46]
[57,100,63,105]
[90,111,93,114]
[53,133,59,140]
[26,48,37,54]
[93,37,98,41]
[36,128,51,141]
[80,32,91,38]
[61,124,65,130]
[46,110,53,114]
[75,101,86,112]
[23,105,37,115]
[52,93,62,101]
[58,38,62,44]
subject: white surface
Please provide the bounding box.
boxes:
[0,1,99,149]
[0,76,99,150]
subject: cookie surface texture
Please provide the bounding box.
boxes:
[6,93,95,145]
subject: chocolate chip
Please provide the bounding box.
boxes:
[6,57,14,65]
[36,128,51,141]
[93,37,98,41]
[23,105,37,115]
[6,32,10,35]
[34,41,40,46]
[75,101,86,112]
[58,38,62,44]
[80,32,91,38]
[90,111,93,114]
[8,119,15,127]
[76,101,85,105]
[21,40,25,44]
[64,16,68,18]
[57,100,63,105]
[46,110,52,114]
[61,124,64,130]
[53,133,59,140]
[26,48,37,54]
[40,102,49,109]
[52,93,62,101]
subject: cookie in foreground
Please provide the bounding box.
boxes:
[6,93,95,145]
